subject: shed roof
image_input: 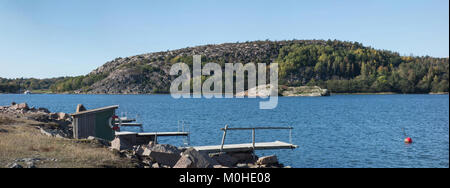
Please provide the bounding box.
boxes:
[71,105,119,117]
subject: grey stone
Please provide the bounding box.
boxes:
[176,148,219,168]
[87,136,111,146]
[256,155,278,165]
[76,104,86,113]
[15,103,29,110]
[152,163,160,168]
[173,155,193,168]
[110,137,133,151]
[147,149,181,167]
[38,108,50,113]
[213,165,229,168]
[236,163,248,168]
[49,113,59,119]
[26,162,36,168]
[40,128,55,137]
[147,143,180,154]
[7,163,23,168]
[210,152,238,167]
[227,151,256,164]
[57,112,69,120]
[133,143,182,167]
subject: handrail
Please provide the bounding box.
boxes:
[219,125,294,152]
[220,127,293,130]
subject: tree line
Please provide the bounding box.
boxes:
[1,40,448,94]
[276,41,448,93]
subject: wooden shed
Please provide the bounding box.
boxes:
[71,105,119,141]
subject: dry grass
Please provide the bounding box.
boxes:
[0,115,137,168]
[0,116,21,125]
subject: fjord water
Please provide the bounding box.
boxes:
[1,94,448,168]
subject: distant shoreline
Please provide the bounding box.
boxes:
[1,92,448,96]
[332,92,449,95]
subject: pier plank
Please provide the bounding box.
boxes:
[191,141,298,153]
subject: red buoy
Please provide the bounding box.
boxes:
[404,137,413,144]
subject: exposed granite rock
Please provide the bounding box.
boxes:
[256,155,278,165]
[280,86,330,97]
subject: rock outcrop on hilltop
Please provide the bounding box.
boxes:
[280,86,330,97]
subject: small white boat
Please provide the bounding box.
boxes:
[24,90,32,95]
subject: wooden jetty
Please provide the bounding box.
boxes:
[116,118,136,123]
[115,131,190,145]
[193,141,297,153]
[187,125,298,153]
[116,123,143,127]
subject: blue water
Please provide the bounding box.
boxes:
[0,94,448,168]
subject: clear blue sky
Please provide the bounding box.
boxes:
[0,0,448,79]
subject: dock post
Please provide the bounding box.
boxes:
[220,125,228,152]
[252,128,256,150]
[289,128,292,144]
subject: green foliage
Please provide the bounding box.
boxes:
[1,40,448,94]
[276,41,449,93]
[0,77,66,93]
[49,73,108,93]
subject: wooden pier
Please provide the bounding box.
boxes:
[193,141,297,153]
[115,131,190,145]
[116,123,143,127]
[187,125,298,153]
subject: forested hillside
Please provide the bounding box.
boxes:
[0,77,66,93]
[276,41,449,93]
[1,40,448,94]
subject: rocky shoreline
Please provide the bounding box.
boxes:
[1,103,289,168]
[109,137,287,169]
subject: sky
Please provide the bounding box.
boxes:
[0,0,448,79]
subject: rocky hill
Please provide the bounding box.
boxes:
[48,40,448,94]
[82,40,330,94]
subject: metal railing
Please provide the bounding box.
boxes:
[178,120,191,146]
[220,125,294,152]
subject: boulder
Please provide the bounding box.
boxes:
[256,155,278,165]
[57,112,69,120]
[281,86,330,97]
[174,148,219,168]
[38,108,50,113]
[213,165,229,168]
[110,137,133,151]
[87,136,111,147]
[148,144,181,154]
[144,144,181,167]
[152,163,160,168]
[210,152,238,167]
[40,128,55,137]
[227,151,256,164]
[236,163,249,168]
[26,112,50,122]
[76,104,86,113]
[135,146,151,156]
[16,103,29,110]
[26,162,37,168]
[40,128,67,139]
[173,155,194,168]
[7,163,23,168]
[49,113,59,120]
